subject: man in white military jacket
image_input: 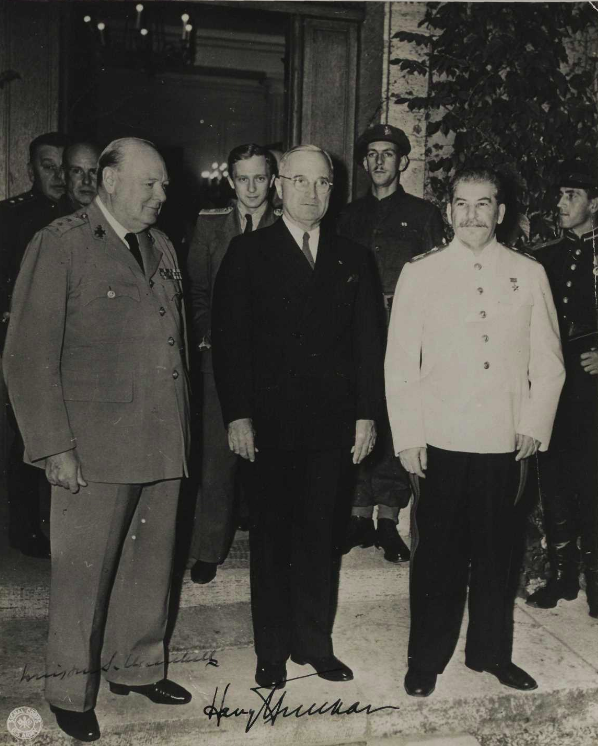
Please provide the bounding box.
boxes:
[3,138,192,741]
[385,167,565,698]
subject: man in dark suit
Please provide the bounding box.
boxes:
[212,144,385,689]
[4,137,192,741]
[186,143,281,584]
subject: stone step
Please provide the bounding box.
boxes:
[1,598,598,746]
[0,530,411,621]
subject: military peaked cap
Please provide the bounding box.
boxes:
[559,160,598,190]
[355,124,411,160]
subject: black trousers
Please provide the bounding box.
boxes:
[245,447,352,663]
[408,445,518,673]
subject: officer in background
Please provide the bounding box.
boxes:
[526,161,598,618]
[337,124,445,563]
[0,131,71,558]
[62,140,101,212]
[186,143,281,585]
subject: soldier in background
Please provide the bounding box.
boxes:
[0,131,71,558]
[186,143,281,585]
[527,161,598,618]
[337,124,445,563]
[62,140,101,211]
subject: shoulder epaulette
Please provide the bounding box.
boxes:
[530,235,561,252]
[274,208,283,216]
[0,191,36,208]
[505,245,538,262]
[46,213,88,235]
[410,244,447,262]
[199,207,233,216]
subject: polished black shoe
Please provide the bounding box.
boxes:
[291,654,353,682]
[108,678,192,704]
[11,531,51,559]
[190,560,218,584]
[50,705,100,741]
[255,661,287,689]
[342,516,376,555]
[466,661,537,691]
[375,518,410,563]
[526,578,578,609]
[404,668,437,697]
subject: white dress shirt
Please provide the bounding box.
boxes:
[282,215,320,262]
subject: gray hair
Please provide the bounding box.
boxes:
[98,137,157,188]
[279,144,334,178]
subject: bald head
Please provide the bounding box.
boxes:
[98,138,169,233]
[64,142,101,208]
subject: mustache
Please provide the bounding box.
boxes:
[459,221,488,228]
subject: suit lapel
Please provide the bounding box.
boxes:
[265,220,314,291]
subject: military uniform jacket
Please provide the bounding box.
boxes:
[336,186,446,296]
[3,199,190,484]
[212,219,386,451]
[385,237,565,454]
[186,202,281,372]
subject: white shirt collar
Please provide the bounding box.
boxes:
[282,215,320,260]
[95,196,132,248]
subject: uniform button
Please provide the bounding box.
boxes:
[131,535,137,540]
[479,310,486,318]
[474,263,482,270]
[483,334,489,342]
[172,370,179,379]
[375,246,381,252]
[566,280,572,288]
[168,337,175,345]
[149,279,155,287]
[575,249,582,256]
[477,287,484,294]
[141,519,146,524]
[570,264,577,271]
[483,362,490,369]
[563,297,569,304]
[159,307,166,316]
[107,290,116,299]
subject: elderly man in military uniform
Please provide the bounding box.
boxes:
[186,143,281,585]
[386,167,565,697]
[3,137,192,741]
[526,161,598,618]
[1,131,71,559]
[337,124,445,563]
[62,140,102,211]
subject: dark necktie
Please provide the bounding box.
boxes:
[244,214,253,234]
[124,232,144,272]
[301,231,315,269]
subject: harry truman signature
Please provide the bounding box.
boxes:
[203,671,400,733]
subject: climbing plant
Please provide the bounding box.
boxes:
[392,2,598,245]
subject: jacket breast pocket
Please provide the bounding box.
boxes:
[81,281,140,306]
[62,370,133,403]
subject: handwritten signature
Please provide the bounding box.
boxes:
[203,671,400,733]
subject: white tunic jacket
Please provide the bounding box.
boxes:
[385,237,565,454]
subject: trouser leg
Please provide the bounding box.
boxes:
[189,373,238,564]
[102,479,180,683]
[291,449,351,658]
[465,453,517,669]
[408,447,470,673]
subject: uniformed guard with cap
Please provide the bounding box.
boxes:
[0,131,72,559]
[186,143,281,585]
[3,137,192,741]
[337,123,446,563]
[526,160,598,618]
[386,166,564,698]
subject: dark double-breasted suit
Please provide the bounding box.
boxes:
[3,198,189,711]
[212,218,385,662]
[186,203,280,565]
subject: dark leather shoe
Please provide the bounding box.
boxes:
[404,668,437,697]
[466,661,537,691]
[342,516,376,554]
[11,531,51,559]
[50,705,100,741]
[190,560,217,584]
[291,654,353,682]
[375,518,410,563]
[255,661,287,689]
[108,678,192,704]
[526,578,578,608]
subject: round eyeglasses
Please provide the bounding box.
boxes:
[279,175,333,194]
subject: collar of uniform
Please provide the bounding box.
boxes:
[95,195,130,247]
[367,183,406,207]
[282,214,320,259]
[449,235,500,268]
[236,199,268,231]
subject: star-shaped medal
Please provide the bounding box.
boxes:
[94,225,106,238]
